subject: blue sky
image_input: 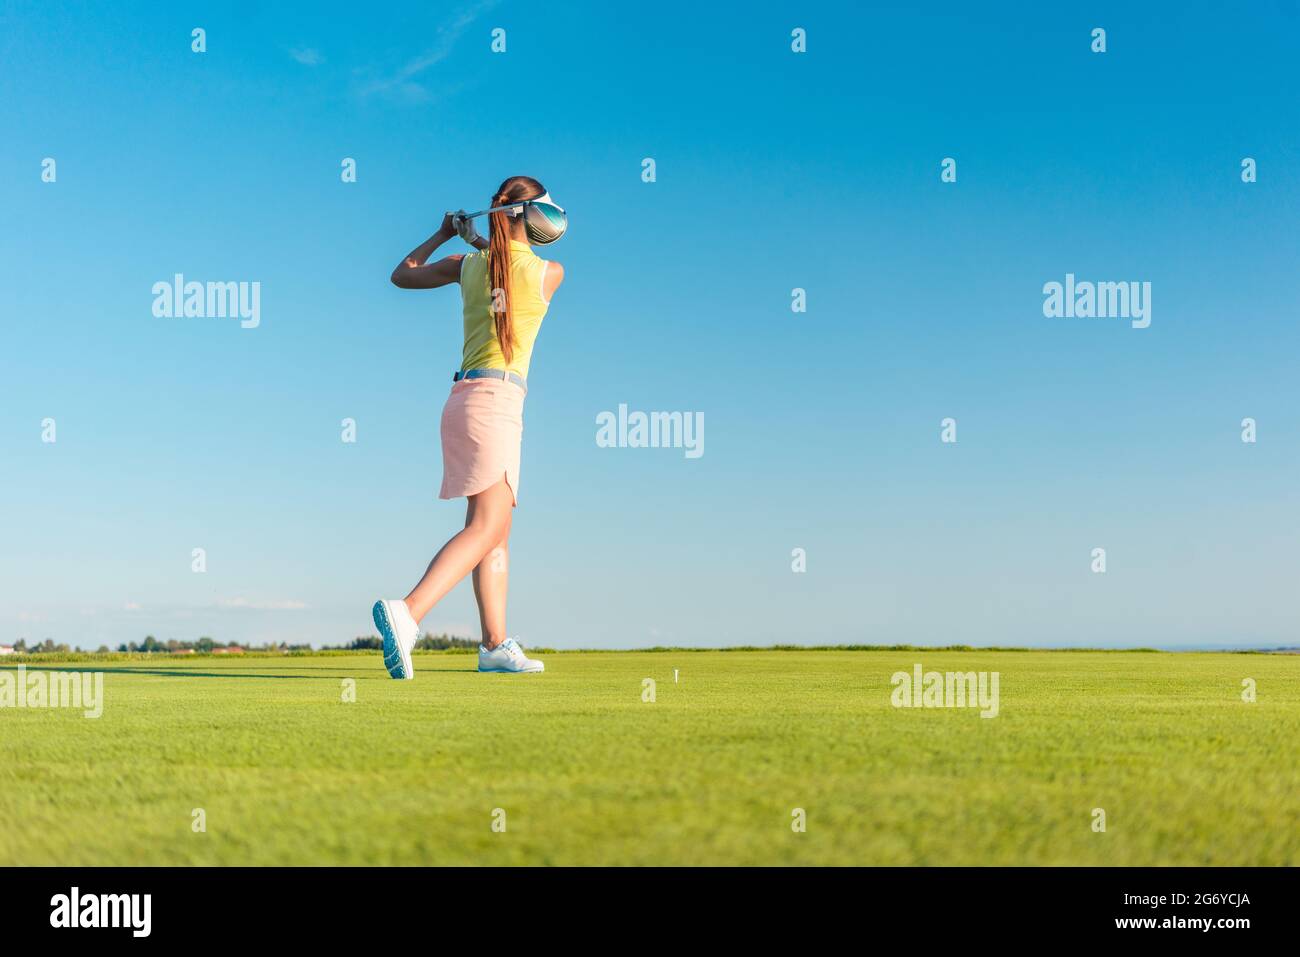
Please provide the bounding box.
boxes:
[2,1,1297,650]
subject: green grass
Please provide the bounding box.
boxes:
[2,650,1297,865]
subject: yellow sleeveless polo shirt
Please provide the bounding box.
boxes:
[459,239,552,380]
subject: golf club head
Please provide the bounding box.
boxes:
[521,192,567,245]
[461,192,567,245]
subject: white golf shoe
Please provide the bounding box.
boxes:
[478,637,544,674]
[372,599,418,680]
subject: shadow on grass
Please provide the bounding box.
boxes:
[0,665,476,680]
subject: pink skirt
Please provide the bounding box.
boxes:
[439,378,525,505]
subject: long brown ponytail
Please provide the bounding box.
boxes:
[487,175,545,365]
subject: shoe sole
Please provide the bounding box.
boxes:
[477,664,544,674]
[373,601,413,680]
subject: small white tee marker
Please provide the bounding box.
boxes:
[674,669,679,684]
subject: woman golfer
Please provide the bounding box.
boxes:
[372,175,566,678]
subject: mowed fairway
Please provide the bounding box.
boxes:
[2,650,1298,866]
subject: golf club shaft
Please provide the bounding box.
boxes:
[460,201,529,220]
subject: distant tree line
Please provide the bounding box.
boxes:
[109,636,313,654]
[9,639,72,654]
[344,633,477,651]
[6,634,475,655]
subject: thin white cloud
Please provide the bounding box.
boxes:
[357,0,499,101]
[219,598,310,611]
[290,47,325,66]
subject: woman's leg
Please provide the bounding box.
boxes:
[472,534,510,649]
[403,478,514,623]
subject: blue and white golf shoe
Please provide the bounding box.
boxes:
[372,599,418,680]
[477,637,544,674]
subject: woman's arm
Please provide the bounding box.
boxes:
[391,214,465,289]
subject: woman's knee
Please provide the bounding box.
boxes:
[467,503,511,541]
